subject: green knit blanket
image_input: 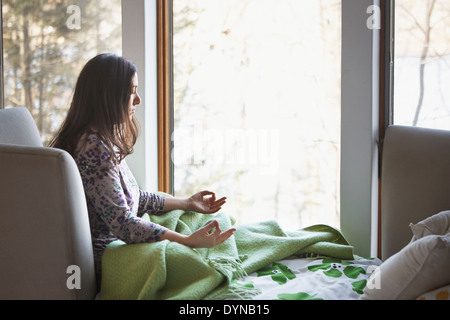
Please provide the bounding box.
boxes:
[100,210,354,300]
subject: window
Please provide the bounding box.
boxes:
[393,0,450,130]
[172,0,342,231]
[0,0,381,256]
[1,0,122,145]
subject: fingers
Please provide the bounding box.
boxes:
[200,220,235,247]
[213,197,227,206]
[199,191,227,205]
[206,197,227,213]
[199,192,227,214]
[217,227,236,244]
[199,190,215,198]
[203,220,220,233]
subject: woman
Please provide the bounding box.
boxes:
[50,53,235,285]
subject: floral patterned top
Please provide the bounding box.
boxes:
[74,130,167,281]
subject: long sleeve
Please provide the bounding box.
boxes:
[75,132,168,246]
[138,190,166,217]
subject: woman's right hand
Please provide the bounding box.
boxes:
[162,220,235,248]
[184,220,236,248]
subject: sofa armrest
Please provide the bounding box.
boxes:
[0,144,96,299]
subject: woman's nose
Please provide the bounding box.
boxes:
[134,92,141,106]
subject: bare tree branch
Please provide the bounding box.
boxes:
[413,0,437,126]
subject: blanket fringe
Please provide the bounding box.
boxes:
[206,256,247,280]
[204,256,262,300]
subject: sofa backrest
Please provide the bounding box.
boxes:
[0,107,97,300]
[381,125,450,259]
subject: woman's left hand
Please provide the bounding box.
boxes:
[188,191,227,214]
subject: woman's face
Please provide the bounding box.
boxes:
[128,73,141,120]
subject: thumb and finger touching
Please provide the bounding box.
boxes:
[190,220,236,248]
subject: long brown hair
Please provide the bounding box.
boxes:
[49,54,139,163]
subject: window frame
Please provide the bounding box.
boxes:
[160,0,384,257]
[378,0,395,258]
[157,0,174,195]
[0,0,388,258]
[379,0,395,137]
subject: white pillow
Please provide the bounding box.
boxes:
[409,210,450,241]
[360,235,450,300]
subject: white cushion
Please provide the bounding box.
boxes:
[0,107,43,146]
[409,210,450,241]
[360,235,450,300]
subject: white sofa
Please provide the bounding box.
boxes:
[360,125,450,300]
[0,107,97,300]
[0,107,449,300]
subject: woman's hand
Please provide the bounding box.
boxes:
[184,220,236,248]
[160,191,233,248]
[161,220,236,249]
[162,190,226,213]
[187,191,227,214]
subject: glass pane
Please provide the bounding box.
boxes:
[394,0,450,130]
[2,0,122,145]
[173,0,341,231]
